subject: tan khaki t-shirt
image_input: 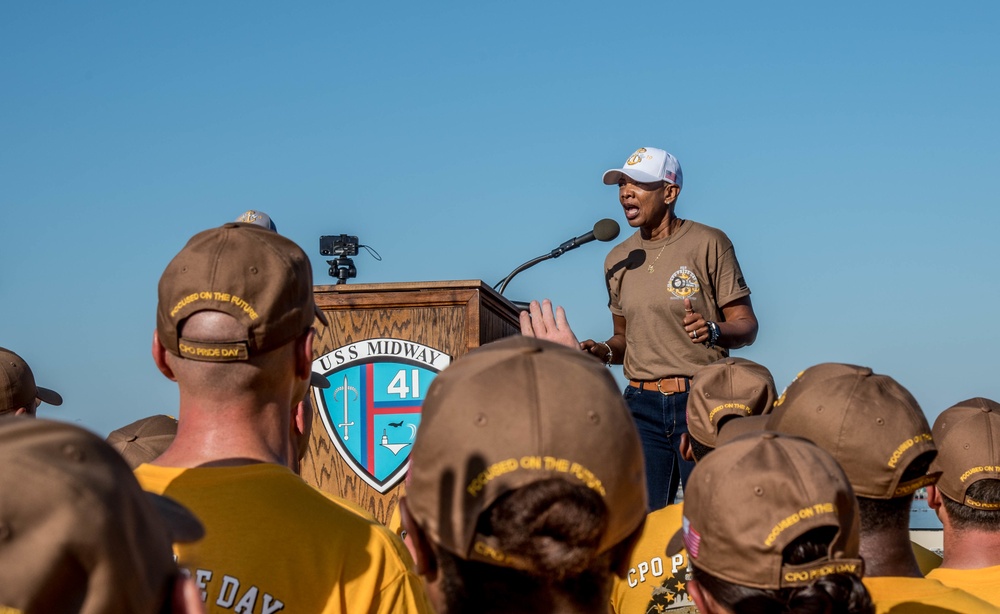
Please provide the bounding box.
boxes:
[605,221,750,381]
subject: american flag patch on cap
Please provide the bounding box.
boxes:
[682,515,701,559]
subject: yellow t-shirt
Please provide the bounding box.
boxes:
[611,503,697,613]
[910,541,942,575]
[387,503,405,539]
[135,462,432,614]
[927,564,1000,607]
[863,575,1000,613]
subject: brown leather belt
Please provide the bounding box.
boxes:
[629,377,690,395]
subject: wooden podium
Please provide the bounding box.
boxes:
[299,280,520,525]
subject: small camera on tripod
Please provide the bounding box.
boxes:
[320,235,360,284]
[320,235,359,257]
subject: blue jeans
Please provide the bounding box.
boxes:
[624,385,694,511]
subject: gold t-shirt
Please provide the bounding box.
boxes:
[135,462,432,614]
[611,503,696,613]
[927,564,1000,607]
[863,575,1000,613]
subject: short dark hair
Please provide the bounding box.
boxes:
[942,479,1000,532]
[859,451,934,533]
[692,527,874,614]
[436,478,620,614]
[689,437,713,463]
[858,495,912,533]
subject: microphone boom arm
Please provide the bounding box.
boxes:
[495,253,555,296]
[493,218,620,296]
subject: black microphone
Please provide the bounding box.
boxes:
[550,218,620,258]
[495,219,621,295]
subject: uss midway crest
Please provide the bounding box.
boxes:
[313,338,451,493]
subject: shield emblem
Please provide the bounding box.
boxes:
[314,339,450,493]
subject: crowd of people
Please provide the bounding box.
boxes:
[1,148,998,613]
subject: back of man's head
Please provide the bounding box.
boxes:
[930,397,1000,532]
[402,336,647,614]
[0,418,203,613]
[686,357,776,462]
[153,223,327,465]
[0,347,62,416]
[157,222,324,366]
[762,363,938,534]
[155,223,326,398]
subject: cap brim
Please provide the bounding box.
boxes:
[716,414,769,446]
[146,493,204,543]
[603,168,665,186]
[310,372,330,389]
[36,386,63,407]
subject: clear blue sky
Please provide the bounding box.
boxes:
[3,2,998,437]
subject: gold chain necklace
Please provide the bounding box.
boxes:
[647,218,681,273]
[647,244,666,273]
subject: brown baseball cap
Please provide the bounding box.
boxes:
[682,431,864,589]
[156,222,327,363]
[106,414,178,469]
[764,363,938,499]
[405,336,647,568]
[0,418,203,613]
[930,397,1000,510]
[687,357,776,448]
[0,347,63,414]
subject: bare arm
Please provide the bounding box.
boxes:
[681,296,758,349]
[580,313,627,365]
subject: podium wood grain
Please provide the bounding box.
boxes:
[300,280,520,525]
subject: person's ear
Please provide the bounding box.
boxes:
[663,183,680,206]
[688,577,729,614]
[399,497,438,580]
[293,396,313,462]
[152,331,178,381]
[926,485,942,511]
[294,398,310,442]
[294,329,314,383]
[925,485,949,527]
[680,433,695,462]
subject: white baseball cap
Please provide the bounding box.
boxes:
[602,147,683,188]
[235,210,277,232]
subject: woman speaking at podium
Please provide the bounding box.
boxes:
[568,147,759,511]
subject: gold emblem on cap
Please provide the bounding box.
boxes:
[626,148,648,166]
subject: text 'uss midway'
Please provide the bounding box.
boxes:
[315,338,452,372]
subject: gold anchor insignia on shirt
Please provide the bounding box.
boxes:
[667,266,700,299]
[626,148,648,166]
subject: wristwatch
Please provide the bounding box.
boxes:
[706,322,721,349]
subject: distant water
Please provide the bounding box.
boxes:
[910,488,943,530]
[676,486,944,531]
